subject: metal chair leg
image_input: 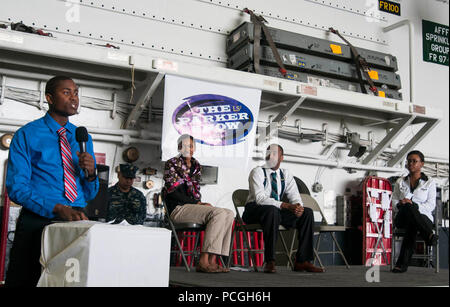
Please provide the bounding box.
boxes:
[313,249,324,269]
[331,232,350,269]
[218,255,225,268]
[242,228,259,272]
[227,225,236,268]
[173,230,191,272]
[435,228,440,273]
[288,229,297,268]
[237,226,258,272]
[436,238,440,273]
[314,233,325,269]
[191,231,202,268]
[279,231,294,269]
[391,234,396,271]
[165,205,191,272]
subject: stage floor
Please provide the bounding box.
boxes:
[169,265,449,287]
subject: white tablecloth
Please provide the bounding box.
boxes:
[37,221,171,287]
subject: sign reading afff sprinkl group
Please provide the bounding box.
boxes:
[423,20,449,67]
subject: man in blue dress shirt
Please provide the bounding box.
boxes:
[5,76,99,287]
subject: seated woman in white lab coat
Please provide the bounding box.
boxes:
[391,150,438,273]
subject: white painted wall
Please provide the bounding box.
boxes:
[0,0,448,222]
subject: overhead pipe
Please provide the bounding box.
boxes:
[256,142,349,161]
[257,138,449,170]
[1,118,446,164]
[90,134,160,146]
[376,146,449,165]
[315,142,348,160]
[283,157,404,173]
[424,158,449,164]
[255,144,448,173]
[0,69,125,90]
[254,142,406,173]
[0,118,161,140]
[86,127,161,140]
[254,153,404,173]
[257,119,448,167]
[0,124,161,146]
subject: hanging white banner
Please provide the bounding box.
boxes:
[162,75,261,168]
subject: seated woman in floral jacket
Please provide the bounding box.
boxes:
[163,134,234,273]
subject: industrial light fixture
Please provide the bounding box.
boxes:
[347,132,367,158]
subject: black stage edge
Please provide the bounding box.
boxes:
[169,265,449,288]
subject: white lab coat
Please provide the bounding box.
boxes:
[391,174,436,223]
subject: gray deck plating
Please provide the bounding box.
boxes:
[169,265,449,287]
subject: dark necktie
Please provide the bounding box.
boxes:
[270,172,279,201]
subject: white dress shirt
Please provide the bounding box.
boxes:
[391,174,436,222]
[247,164,303,209]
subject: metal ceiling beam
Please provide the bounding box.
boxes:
[362,117,404,127]
[387,118,441,167]
[362,115,415,165]
[124,73,165,129]
[258,96,306,146]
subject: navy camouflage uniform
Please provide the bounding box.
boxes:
[106,164,147,225]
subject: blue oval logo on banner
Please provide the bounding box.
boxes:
[172,94,254,146]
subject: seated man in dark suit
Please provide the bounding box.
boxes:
[243,144,324,273]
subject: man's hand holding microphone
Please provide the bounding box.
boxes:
[76,126,96,181]
[53,127,95,221]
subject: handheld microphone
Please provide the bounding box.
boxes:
[76,127,89,178]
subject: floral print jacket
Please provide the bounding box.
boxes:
[163,155,202,202]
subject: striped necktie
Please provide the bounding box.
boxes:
[57,127,78,203]
[270,172,279,201]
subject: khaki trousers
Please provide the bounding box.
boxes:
[170,204,234,256]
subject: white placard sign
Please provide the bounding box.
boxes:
[162,75,261,168]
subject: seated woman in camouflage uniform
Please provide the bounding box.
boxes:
[106,164,147,225]
[163,134,234,273]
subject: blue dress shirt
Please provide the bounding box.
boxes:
[6,113,99,219]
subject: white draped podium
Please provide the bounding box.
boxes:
[37,221,171,287]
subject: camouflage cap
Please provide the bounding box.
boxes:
[119,163,138,178]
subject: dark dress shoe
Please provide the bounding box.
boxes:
[263,261,276,273]
[392,266,408,273]
[293,261,325,273]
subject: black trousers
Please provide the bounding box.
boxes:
[242,203,314,263]
[5,208,52,287]
[394,203,434,268]
[5,207,85,287]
